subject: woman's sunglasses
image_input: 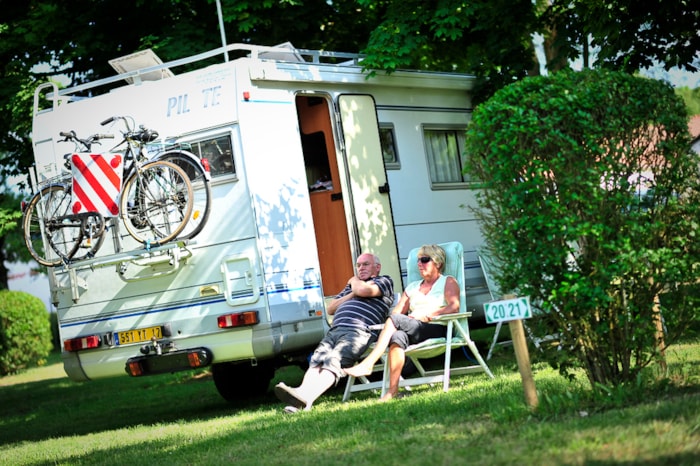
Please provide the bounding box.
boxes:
[417,256,432,264]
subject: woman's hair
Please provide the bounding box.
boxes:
[418,244,446,272]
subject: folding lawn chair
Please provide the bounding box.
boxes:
[343,241,494,400]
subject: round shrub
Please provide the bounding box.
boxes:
[49,310,61,351]
[0,290,53,375]
[465,69,700,387]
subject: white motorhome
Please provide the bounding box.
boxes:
[30,43,489,400]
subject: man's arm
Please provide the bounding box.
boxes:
[327,276,385,315]
[327,291,352,316]
[349,276,383,298]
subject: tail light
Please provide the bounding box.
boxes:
[64,335,101,352]
[126,360,144,376]
[217,311,259,328]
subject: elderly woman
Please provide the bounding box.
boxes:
[344,244,460,401]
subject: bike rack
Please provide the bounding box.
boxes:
[117,242,193,283]
[58,240,193,303]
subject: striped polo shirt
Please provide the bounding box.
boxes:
[330,275,394,331]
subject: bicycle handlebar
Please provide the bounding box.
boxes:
[101,115,158,144]
[58,131,115,152]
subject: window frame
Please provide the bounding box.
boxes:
[379,123,400,170]
[165,126,238,183]
[422,124,471,190]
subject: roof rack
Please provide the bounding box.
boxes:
[52,43,364,98]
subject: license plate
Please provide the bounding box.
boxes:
[115,326,163,346]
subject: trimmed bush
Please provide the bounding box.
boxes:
[49,311,60,351]
[0,290,53,375]
[465,69,700,388]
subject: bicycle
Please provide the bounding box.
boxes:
[22,132,112,266]
[102,116,212,241]
[150,145,211,240]
[22,123,194,266]
[98,116,194,245]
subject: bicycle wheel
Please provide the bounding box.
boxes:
[71,212,107,262]
[22,184,78,266]
[119,160,193,245]
[156,150,211,239]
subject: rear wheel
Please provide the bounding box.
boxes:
[211,361,275,402]
[119,160,193,245]
[22,184,78,266]
[156,151,211,240]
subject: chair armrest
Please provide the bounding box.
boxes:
[431,312,472,323]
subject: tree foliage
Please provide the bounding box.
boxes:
[572,1,700,73]
[2,1,699,184]
[357,0,538,102]
[0,186,31,290]
[0,0,383,186]
[464,70,700,388]
[358,1,700,101]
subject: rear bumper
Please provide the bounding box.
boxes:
[125,347,213,376]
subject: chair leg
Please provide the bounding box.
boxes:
[453,320,495,379]
[442,322,454,391]
[342,376,355,401]
[466,339,494,379]
[487,321,502,360]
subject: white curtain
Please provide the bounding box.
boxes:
[425,129,467,183]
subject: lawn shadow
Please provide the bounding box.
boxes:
[0,367,285,446]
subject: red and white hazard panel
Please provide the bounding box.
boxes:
[71,153,124,217]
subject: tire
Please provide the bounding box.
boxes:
[211,361,276,402]
[22,184,76,266]
[156,151,211,240]
[119,160,193,245]
[23,184,107,266]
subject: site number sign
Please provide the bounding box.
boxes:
[484,296,532,324]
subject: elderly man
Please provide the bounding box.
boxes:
[274,253,394,412]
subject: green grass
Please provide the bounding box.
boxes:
[1,340,699,465]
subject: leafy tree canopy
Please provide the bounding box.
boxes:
[0,0,383,184]
[358,0,700,101]
[2,0,699,182]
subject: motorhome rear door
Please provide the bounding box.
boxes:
[338,94,402,293]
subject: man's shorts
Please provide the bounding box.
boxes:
[309,326,374,383]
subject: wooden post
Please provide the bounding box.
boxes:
[489,293,539,410]
[508,318,539,410]
[652,291,667,373]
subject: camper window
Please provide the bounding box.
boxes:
[379,124,400,169]
[423,127,471,187]
[184,134,235,178]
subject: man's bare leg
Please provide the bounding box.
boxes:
[344,319,397,377]
[295,366,336,408]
